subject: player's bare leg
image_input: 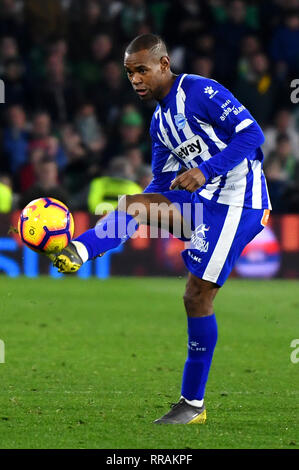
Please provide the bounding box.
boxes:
[52,192,191,273]
[183,274,219,317]
[119,193,192,236]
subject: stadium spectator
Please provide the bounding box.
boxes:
[136,163,152,190]
[24,0,67,47]
[194,31,215,57]
[163,0,213,49]
[48,36,69,62]
[263,109,299,160]
[264,134,297,212]
[190,56,214,78]
[34,53,83,123]
[2,105,29,177]
[258,0,284,44]
[237,34,262,78]
[93,60,133,127]
[264,134,297,181]
[74,103,106,155]
[119,108,144,145]
[0,36,20,74]
[281,158,299,213]
[19,156,70,209]
[59,124,98,210]
[104,107,148,162]
[19,147,46,193]
[87,156,142,214]
[184,32,216,72]
[91,34,115,64]
[233,52,279,126]
[3,57,29,108]
[0,174,13,212]
[270,7,299,76]
[28,112,68,171]
[213,0,256,86]
[124,145,144,176]
[74,33,116,88]
[68,0,111,61]
[114,0,153,44]
[43,37,71,79]
[0,0,26,44]
[60,123,89,165]
[162,2,214,72]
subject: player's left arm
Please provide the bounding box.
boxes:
[170,80,265,191]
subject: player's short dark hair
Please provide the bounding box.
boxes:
[125,34,168,58]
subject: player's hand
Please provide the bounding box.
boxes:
[170,168,206,192]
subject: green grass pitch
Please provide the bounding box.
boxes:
[0,276,298,449]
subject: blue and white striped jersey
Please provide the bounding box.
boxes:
[144,73,272,210]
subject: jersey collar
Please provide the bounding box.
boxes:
[159,73,184,108]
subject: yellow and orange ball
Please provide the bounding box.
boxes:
[18,197,74,253]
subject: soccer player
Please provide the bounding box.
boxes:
[51,34,271,424]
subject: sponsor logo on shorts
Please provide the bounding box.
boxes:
[187,250,201,263]
[190,224,210,252]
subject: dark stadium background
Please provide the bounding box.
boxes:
[1,0,299,280]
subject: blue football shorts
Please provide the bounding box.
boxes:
[160,190,269,286]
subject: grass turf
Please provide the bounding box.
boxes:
[0,276,298,449]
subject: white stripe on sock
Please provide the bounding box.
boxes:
[72,241,89,263]
[181,396,204,408]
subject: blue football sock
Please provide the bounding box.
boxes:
[181,314,218,402]
[74,210,139,260]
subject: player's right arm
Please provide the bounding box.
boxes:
[143,117,181,194]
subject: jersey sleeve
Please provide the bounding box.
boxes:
[143,116,181,194]
[199,124,265,181]
[189,78,265,181]
[191,78,256,138]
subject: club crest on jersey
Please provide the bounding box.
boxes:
[174,113,187,130]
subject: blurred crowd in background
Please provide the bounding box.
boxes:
[0,0,299,215]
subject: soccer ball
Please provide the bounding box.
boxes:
[18,197,74,253]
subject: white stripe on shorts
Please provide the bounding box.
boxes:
[251,160,262,209]
[202,205,243,283]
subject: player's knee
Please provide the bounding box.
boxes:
[183,282,201,310]
[183,290,200,313]
[183,278,216,316]
[184,291,214,316]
